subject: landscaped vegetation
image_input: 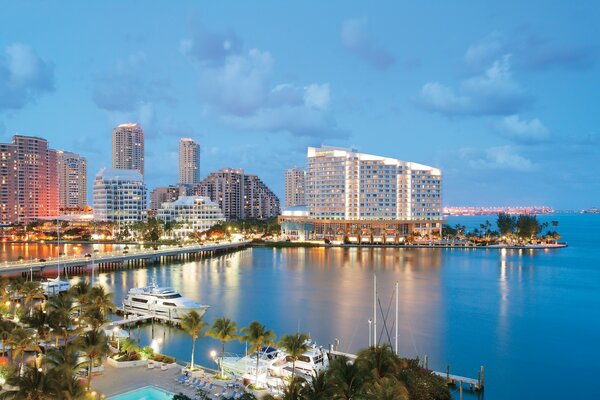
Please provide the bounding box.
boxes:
[0,278,113,399]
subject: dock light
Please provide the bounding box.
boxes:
[210,350,217,359]
[37,368,42,372]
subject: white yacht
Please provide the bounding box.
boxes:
[122,284,209,321]
[218,340,329,388]
[41,277,71,297]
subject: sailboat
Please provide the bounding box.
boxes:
[40,224,71,296]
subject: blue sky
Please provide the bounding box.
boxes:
[1,1,598,209]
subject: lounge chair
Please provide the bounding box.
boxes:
[186,377,198,387]
[193,380,207,390]
[175,374,187,383]
[227,390,238,399]
[205,383,214,391]
[215,387,227,397]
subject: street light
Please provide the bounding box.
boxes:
[368,319,372,347]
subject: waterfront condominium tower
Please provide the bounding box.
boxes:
[57,151,87,211]
[93,168,147,225]
[112,123,144,175]
[0,143,17,224]
[194,168,280,220]
[12,135,59,223]
[179,138,200,185]
[279,146,443,241]
[284,167,306,208]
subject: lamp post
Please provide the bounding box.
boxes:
[368,319,372,347]
[113,326,120,352]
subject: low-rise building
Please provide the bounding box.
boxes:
[157,196,225,238]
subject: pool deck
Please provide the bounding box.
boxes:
[92,363,247,399]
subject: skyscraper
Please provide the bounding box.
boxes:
[112,123,144,175]
[0,143,17,224]
[284,167,306,208]
[57,151,87,211]
[193,168,280,220]
[12,135,59,223]
[179,138,200,185]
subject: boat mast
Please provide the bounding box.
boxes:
[395,281,399,355]
[373,274,377,347]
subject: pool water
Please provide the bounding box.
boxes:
[108,386,174,400]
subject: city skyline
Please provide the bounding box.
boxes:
[1,1,599,209]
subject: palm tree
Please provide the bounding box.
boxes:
[69,281,91,321]
[46,295,76,346]
[327,355,365,400]
[241,321,276,389]
[362,376,409,400]
[300,370,332,400]
[0,319,16,356]
[20,281,43,317]
[0,365,59,400]
[206,317,238,378]
[7,327,40,375]
[355,344,399,380]
[88,285,115,317]
[180,310,208,370]
[278,332,309,379]
[76,328,108,391]
[22,308,52,345]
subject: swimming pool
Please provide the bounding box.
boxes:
[107,386,174,400]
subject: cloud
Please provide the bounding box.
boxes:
[417,55,531,116]
[465,31,596,71]
[92,52,172,112]
[460,145,537,171]
[0,44,55,112]
[341,19,394,70]
[180,23,243,65]
[190,38,344,137]
[198,49,273,116]
[496,115,550,144]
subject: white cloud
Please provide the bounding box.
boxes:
[497,115,550,144]
[0,44,54,111]
[417,55,531,116]
[304,84,330,110]
[461,145,537,171]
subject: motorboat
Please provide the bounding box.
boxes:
[122,283,209,321]
[41,276,71,296]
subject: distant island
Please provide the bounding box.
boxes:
[444,206,554,216]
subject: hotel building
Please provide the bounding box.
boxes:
[112,123,144,175]
[93,168,147,225]
[284,167,306,208]
[57,151,87,211]
[279,146,443,242]
[179,138,200,185]
[157,196,225,238]
[193,168,280,220]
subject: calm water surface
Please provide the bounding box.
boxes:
[2,214,599,399]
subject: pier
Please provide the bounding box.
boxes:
[0,240,251,276]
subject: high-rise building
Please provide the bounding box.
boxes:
[0,143,17,225]
[112,123,144,175]
[157,196,225,238]
[244,174,281,219]
[12,135,59,223]
[179,138,200,185]
[279,146,443,241]
[149,185,182,216]
[194,168,280,220]
[93,168,147,224]
[57,151,87,211]
[284,167,306,208]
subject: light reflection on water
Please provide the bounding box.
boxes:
[2,214,600,399]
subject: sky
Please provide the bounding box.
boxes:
[0,1,599,210]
